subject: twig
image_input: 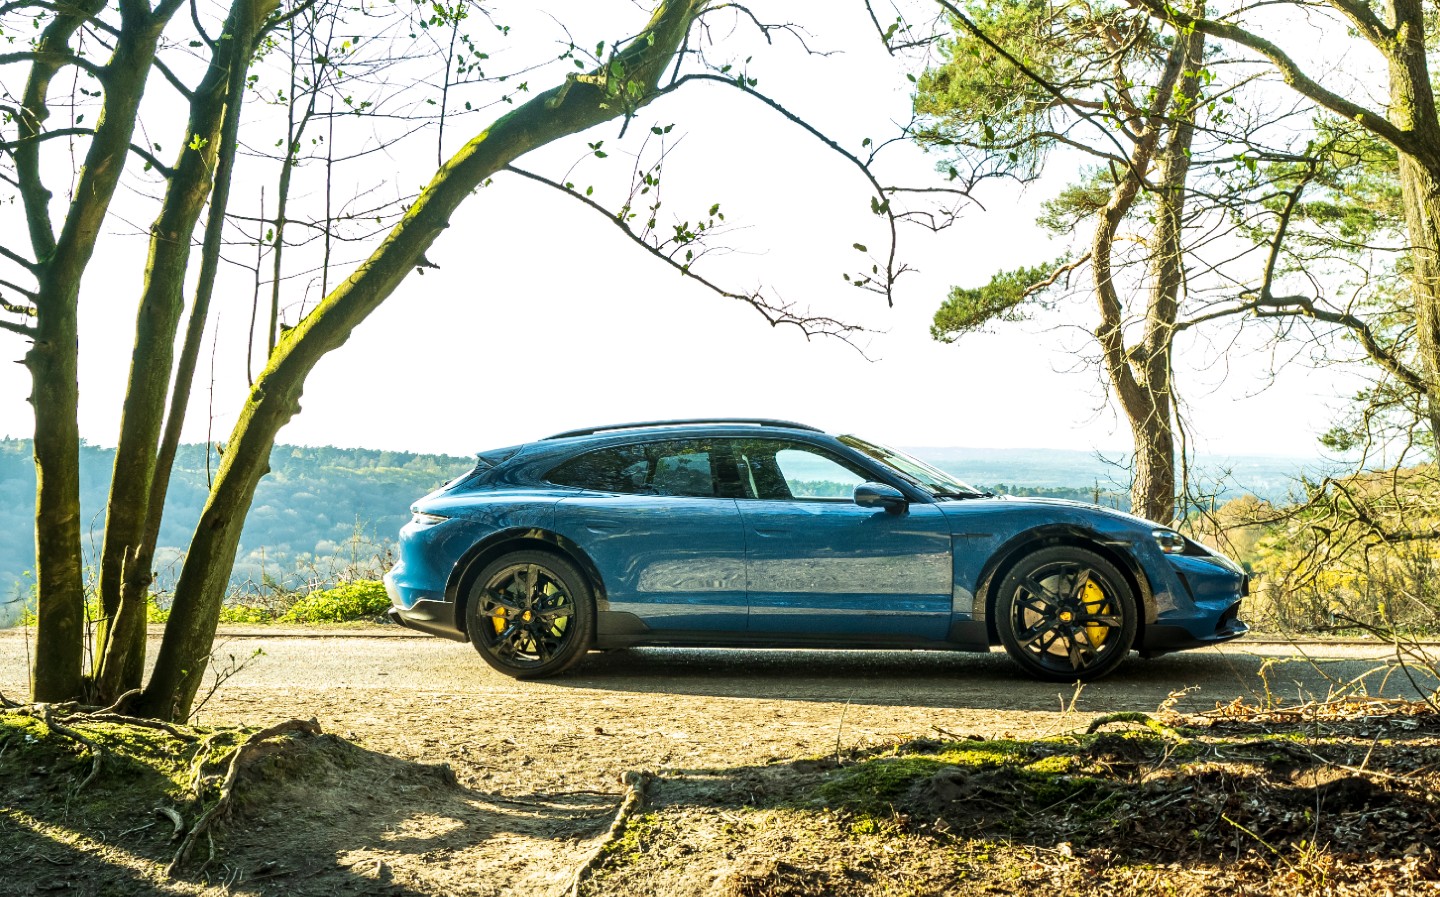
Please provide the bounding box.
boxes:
[835,699,851,760]
[167,718,322,878]
[565,770,653,897]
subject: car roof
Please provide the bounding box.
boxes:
[541,418,824,440]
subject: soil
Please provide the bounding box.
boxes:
[1,631,1437,896]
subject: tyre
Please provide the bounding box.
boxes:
[994,546,1137,682]
[465,550,594,679]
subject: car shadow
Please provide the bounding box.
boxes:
[541,645,1440,713]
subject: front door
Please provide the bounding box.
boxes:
[730,438,953,640]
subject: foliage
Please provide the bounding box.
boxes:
[278,580,390,623]
[1191,477,1440,635]
[931,258,1068,339]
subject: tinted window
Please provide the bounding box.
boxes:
[547,440,722,497]
[728,439,871,501]
[547,444,649,493]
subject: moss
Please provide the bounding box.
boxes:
[602,812,661,861]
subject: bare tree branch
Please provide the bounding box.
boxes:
[505,164,867,346]
[1125,0,1414,154]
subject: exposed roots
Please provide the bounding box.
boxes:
[155,805,186,841]
[1086,711,1187,741]
[5,703,111,794]
[166,718,323,879]
[567,769,653,897]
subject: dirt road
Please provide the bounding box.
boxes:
[2,630,1434,781]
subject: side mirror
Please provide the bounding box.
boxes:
[854,482,907,513]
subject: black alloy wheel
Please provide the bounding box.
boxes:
[466,550,594,679]
[995,546,1138,681]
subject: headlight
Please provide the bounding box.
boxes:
[411,511,448,526]
[1153,529,1186,554]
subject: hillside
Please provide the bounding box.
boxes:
[0,439,472,620]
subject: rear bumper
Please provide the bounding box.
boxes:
[384,572,467,642]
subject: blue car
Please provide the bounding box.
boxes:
[384,419,1247,681]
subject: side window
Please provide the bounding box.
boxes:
[730,439,869,501]
[547,440,722,497]
[547,445,649,493]
[650,447,715,496]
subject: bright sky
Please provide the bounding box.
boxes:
[0,0,1355,463]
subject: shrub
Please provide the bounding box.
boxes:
[279,580,390,624]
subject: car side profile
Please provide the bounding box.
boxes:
[384,419,1248,681]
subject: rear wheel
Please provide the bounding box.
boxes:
[465,550,594,679]
[994,546,1137,682]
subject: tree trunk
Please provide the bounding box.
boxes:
[135,0,707,721]
[1388,0,1440,442]
[93,0,276,705]
[25,6,172,701]
[1087,24,1197,525]
[1126,20,1204,525]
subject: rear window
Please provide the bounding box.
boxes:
[546,440,720,497]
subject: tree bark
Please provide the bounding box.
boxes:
[1088,22,1201,525]
[25,2,175,701]
[1128,19,1204,525]
[92,0,277,705]
[135,0,708,721]
[1387,0,1440,441]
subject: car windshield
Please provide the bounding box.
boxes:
[839,435,986,498]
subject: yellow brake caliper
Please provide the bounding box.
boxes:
[1081,579,1110,647]
[492,606,507,634]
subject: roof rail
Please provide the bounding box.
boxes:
[543,418,824,440]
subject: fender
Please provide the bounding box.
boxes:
[445,526,608,624]
[970,523,1155,635]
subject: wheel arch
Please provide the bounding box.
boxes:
[974,525,1154,644]
[445,527,607,636]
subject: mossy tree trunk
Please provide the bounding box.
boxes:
[20,0,185,702]
[135,0,708,721]
[91,0,278,705]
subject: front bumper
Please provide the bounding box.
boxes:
[1139,553,1249,656]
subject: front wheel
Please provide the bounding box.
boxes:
[994,546,1138,682]
[465,550,594,679]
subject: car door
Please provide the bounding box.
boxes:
[732,438,953,640]
[550,438,748,632]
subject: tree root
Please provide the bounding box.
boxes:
[0,690,19,709]
[69,712,200,742]
[36,704,106,793]
[565,769,653,897]
[155,806,186,841]
[166,718,322,879]
[1086,711,1187,741]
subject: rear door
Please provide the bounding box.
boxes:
[731,438,953,640]
[550,439,748,631]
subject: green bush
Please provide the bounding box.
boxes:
[279,580,390,624]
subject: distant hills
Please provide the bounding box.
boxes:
[0,438,1322,623]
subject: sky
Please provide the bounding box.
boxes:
[0,0,1360,464]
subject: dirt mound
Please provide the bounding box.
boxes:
[580,714,1440,896]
